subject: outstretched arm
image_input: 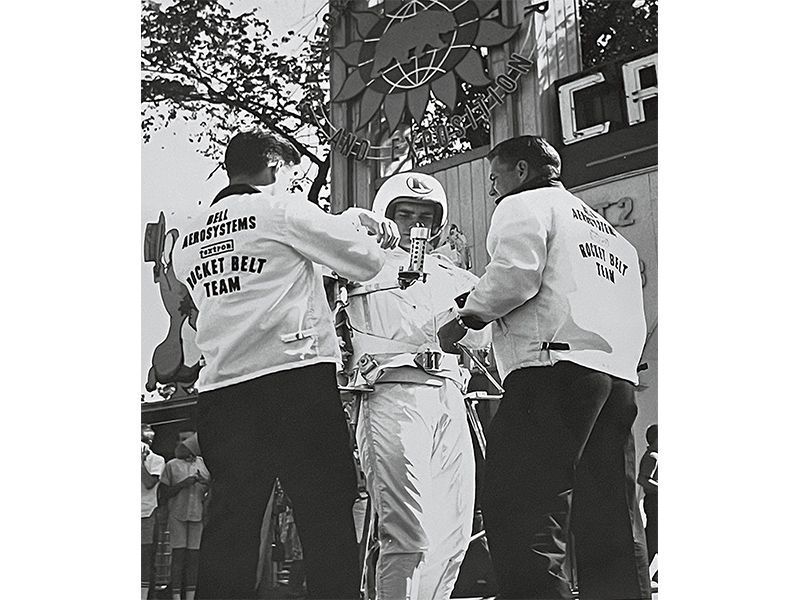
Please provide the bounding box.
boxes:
[283,202,398,282]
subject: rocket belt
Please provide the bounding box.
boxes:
[352,351,462,387]
[347,326,461,387]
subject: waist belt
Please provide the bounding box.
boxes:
[351,351,460,387]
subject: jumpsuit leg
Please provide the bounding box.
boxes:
[481,363,611,599]
[571,377,651,600]
[194,378,279,600]
[418,381,476,600]
[276,364,360,600]
[357,382,438,600]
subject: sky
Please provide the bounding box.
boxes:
[141,0,327,396]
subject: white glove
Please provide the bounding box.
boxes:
[357,211,400,249]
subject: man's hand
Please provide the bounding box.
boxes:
[141,444,150,463]
[358,211,400,249]
[437,316,468,354]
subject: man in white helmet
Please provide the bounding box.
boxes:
[345,172,490,600]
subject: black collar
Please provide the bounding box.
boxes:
[494,177,563,205]
[210,183,261,206]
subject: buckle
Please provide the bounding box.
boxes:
[355,353,379,376]
[414,349,442,372]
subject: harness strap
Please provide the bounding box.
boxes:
[347,281,402,296]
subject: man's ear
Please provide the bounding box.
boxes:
[516,160,529,180]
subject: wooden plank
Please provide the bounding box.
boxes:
[470,158,488,274]
[354,158,371,210]
[329,13,350,213]
[432,170,447,191]
[553,0,567,81]
[431,170,452,235]
[445,166,462,231]
[543,0,557,88]
[563,0,581,74]
[416,145,490,175]
[456,162,475,269]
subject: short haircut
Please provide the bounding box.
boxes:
[224,130,301,177]
[646,424,658,444]
[487,135,562,180]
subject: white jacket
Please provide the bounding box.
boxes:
[460,184,646,384]
[347,248,490,388]
[171,184,386,392]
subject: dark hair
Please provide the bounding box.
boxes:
[646,424,658,444]
[224,130,301,177]
[487,135,562,181]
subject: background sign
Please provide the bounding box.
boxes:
[551,48,657,188]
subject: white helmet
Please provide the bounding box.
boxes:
[372,172,448,240]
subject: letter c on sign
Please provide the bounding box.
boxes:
[557,72,610,145]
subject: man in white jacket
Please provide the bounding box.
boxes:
[170,129,399,599]
[345,172,489,600]
[438,136,651,599]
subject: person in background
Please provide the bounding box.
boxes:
[170,129,399,599]
[439,135,651,599]
[434,223,471,270]
[638,424,658,581]
[159,430,211,600]
[141,423,165,600]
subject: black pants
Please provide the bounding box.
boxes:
[481,362,651,600]
[195,363,360,599]
[644,494,658,565]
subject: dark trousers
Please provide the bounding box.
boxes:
[481,362,651,600]
[195,363,360,600]
[643,494,658,565]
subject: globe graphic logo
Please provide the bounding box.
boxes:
[333,0,519,133]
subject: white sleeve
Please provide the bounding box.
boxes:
[282,202,385,282]
[442,266,491,349]
[460,199,548,322]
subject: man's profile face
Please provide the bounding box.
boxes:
[391,199,438,250]
[488,156,526,198]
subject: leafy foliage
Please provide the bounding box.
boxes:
[414,84,490,167]
[579,0,658,68]
[141,0,333,204]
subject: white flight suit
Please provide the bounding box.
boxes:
[347,247,489,600]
